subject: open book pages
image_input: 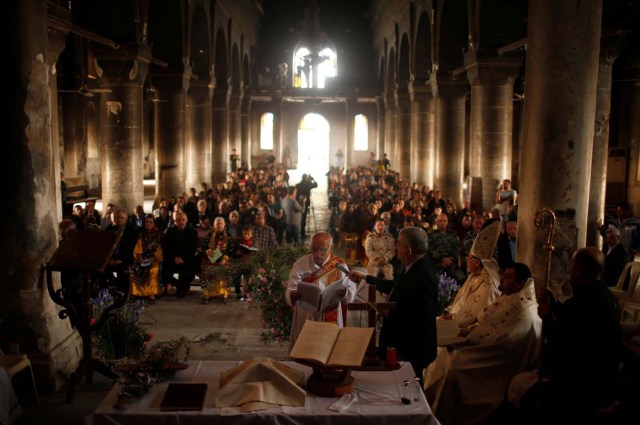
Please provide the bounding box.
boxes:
[208,248,223,264]
[289,320,374,367]
[296,281,344,312]
[437,319,467,346]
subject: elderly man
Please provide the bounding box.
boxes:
[285,232,356,353]
[364,218,396,279]
[518,247,621,424]
[602,226,628,286]
[424,263,542,425]
[441,218,501,328]
[162,211,198,298]
[350,227,439,383]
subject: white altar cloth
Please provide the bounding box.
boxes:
[85,360,441,425]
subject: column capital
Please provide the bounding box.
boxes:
[93,42,151,85]
[408,81,436,102]
[433,75,469,99]
[599,30,627,66]
[464,49,522,86]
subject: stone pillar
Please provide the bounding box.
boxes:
[345,97,356,171]
[587,33,625,248]
[60,93,88,182]
[240,95,251,169]
[376,98,386,170]
[96,44,149,213]
[273,96,284,167]
[434,78,468,207]
[185,78,213,189]
[153,70,189,200]
[518,0,602,289]
[211,88,228,183]
[621,50,640,213]
[3,0,81,392]
[384,93,396,166]
[396,90,412,181]
[228,85,242,166]
[410,84,436,188]
[466,51,521,210]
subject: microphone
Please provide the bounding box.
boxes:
[335,263,349,274]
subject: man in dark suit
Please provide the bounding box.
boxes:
[602,226,628,286]
[163,211,198,298]
[497,219,517,270]
[349,227,438,383]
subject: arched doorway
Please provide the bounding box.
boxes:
[292,113,329,190]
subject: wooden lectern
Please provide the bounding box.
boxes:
[347,283,397,370]
[45,229,126,403]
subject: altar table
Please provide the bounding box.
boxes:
[85,360,441,425]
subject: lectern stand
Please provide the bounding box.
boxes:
[45,230,126,403]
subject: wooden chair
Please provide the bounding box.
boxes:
[0,350,39,407]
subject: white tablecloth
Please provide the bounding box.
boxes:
[85,360,441,425]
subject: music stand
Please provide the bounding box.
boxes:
[45,229,126,403]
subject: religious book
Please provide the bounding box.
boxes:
[207,248,223,264]
[296,281,344,312]
[239,243,259,252]
[436,319,467,347]
[289,320,374,368]
[160,383,208,411]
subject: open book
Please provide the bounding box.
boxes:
[289,320,374,368]
[437,319,467,346]
[296,281,345,312]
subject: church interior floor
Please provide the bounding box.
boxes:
[15,187,342,425]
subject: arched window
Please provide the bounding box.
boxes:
[354,114,368,151]
[293,47,337,89]
[260,113,274,150]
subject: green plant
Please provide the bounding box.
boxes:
[243,244,309,345]
[91,289,149,360]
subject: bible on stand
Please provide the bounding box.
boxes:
[289,320,374,368]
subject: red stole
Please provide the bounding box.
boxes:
[303,255,345,323]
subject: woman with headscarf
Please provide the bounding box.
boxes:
[130,215,163,304]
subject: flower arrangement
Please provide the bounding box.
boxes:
[91,289,150,360]
[114,336,192,408]
[242,244,309,345]
[437,273,461,316]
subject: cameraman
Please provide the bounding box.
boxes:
[295,174,318,238]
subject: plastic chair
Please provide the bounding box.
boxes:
[0,351,39,407]
[610,261,640,303]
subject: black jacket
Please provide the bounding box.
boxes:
[366,255,438,370]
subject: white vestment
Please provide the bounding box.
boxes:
[285,254,356,354]
[445,266,500,328]
[425,279,542,425]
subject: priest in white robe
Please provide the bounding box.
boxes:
[440,218,501,328]
[424,263,542,425]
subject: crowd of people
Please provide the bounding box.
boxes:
[59,153,636,424]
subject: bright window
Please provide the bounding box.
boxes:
[260,113,274,150]
[293,47,337,88]
[354,114,368,151]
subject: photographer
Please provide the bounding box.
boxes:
[295,174,318,238]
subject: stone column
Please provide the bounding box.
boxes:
[396,90,412,181]
[345,97,356,171]
[273,96,284,167]
[466,51,521,210]
[621,50,640,213]
[3,0,81,391]
[410,84,436,188]
[518,0,602,289]
[228,84,242,166]
[153,70,189,200]
[434,78,468,208]
[211,88,228,183]
[185,78,213,189]
[97,44,149,214]
[384,93,396,166]
[240,95,251,168]
[376,98,386,170]
[587,33,625,247]
[60,93,88,182]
